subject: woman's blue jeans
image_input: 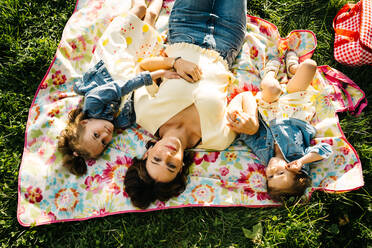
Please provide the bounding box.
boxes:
[168,0,247,67]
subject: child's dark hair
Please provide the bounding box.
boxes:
[267,171,311,202]
[124,141,195,209]
[57,107,91,176]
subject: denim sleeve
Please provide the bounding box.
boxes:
[304,143,333,159]
[85,71,153,103]
[118,71,153,96]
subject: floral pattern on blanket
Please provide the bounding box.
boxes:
[18,0,365,226]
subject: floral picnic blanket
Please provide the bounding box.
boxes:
[17,0,366,226]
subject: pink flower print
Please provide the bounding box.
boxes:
[84,175,103,193]
[210,174,222,180]
[40,81,48,89]
[67,36,87,61]
[227,83,260,103]
[103,156,132,182]
[123,188,129,198]
[219,180,239,191]
[250,46,259,59]
[287,32,301,50]
[70,41,77,50]
[323,139,334,146]
[86,159,96,167]
[334,154,346,167]
[194,152,220,165]
[344,163,355,172]
[47,211,57,221]
[49,92,68,102]
[259,23,272,37]
[191,184,215,204]
[319,176,337,188]
[108,183,121,195]
[92,208,108,216]
[47,107,61,118]
[278,40,289,56]
[156,201,166,208]
[219,167,230,177]
[116,156,133,166]
[52,70,67,86]
[191,168,202,177]
[256,192,270,201]
[36,211,57,225]
[225,152,238,162]
[340,147,350,156]
[54,188,79,212]
[248,16,259,25]
[25,186,43,204]
[242,186,255,197]
[323,95,333,107]
[38,148,45,156]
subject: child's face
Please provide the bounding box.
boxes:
[266,157,296,192]
[80,119,114,158]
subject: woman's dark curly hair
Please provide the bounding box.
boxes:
[57,107,92,176]
[267,171,311,202]
[124,141,195,209]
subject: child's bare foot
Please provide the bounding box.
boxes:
[285,51,299,78]
[144,0,163,27]
[131,0,147,20]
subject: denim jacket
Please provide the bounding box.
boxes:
[73,60,153,129]
[238,115,333,175]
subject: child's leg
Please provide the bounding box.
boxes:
[144,0,163,27]
[260,71,282,103]
[260,58,282,103]
[130,0,147,20]
[286,59,317,93]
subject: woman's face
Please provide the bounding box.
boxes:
[145,137,184,183]
[80,119,114,158]
[266,157,296,192]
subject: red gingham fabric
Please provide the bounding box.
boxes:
[333,0,372,66]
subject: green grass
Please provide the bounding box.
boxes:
[1,0,371,247]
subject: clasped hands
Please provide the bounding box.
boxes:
[159,58,202,83]
[227,110,259,135]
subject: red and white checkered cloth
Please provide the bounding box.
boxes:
[333,0,372,66]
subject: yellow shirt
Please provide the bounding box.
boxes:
[134,43,236,150]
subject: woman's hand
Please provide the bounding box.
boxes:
[150,69,180,84]
[173,58,202,83]
[227,110,259,135]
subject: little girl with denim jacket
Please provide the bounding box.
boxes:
[57,0,201,175]
[227,52,332,201]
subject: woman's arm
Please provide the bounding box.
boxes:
[139,56,202,82]
[227,91,259,135]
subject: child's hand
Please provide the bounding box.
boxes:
[150,69,180,84]
[286,159,303,173]
[227,110,259,135]
[162,70,181,80]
